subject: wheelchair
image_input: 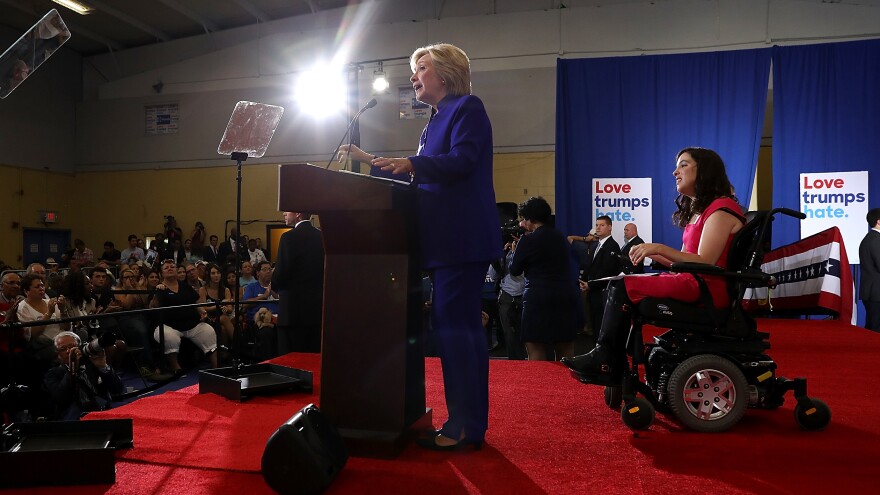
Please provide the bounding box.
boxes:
[577,207,831,433]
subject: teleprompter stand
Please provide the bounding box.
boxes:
[199,102,313,400]
[279,163,432,458]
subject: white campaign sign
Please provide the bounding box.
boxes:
[799,170,868,264]
[591,177,653,247]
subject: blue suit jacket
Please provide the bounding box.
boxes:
[408,94,502,268]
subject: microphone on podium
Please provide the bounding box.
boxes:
[326,98,378,170]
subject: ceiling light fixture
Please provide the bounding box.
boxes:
[51,0,95,15]
[372,61,389,94]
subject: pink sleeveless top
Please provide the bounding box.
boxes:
[625,197,745,308]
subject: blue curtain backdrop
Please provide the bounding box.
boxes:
[556,49,770,249]
[771,39,880,248]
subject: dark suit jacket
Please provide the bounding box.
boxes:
[586,237,622,289]
[859,229,880,302]
[216,238,244,266]
[202,244,219,263]
[620,235,645,274]
[271,222,325,330]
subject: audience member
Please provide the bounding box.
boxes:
[184,239,202,264]
[43,331,124,420]
[99,241,122,266]
[45,271,63,298]
[114,268,167,380]
[69,239,95,269]
[55,271,94,344]
[0,273,24,361]
[225,268,243,300]
[203,235,220,263]
[46,257,60,273]
[120,234,145,264]
[247,238,267,265]
[509,197,577,361]
[198,263,234,358]
[190,221,206,255]
[17,274,61,365]
[0,272,22,307]
[184,263,203,291]
[218,229,244,265]
[243,261,279,359]
[164,216,184,245]
[150,260,217,372]
[26,263,47,279]
[239,260,256,288]
[166,239,186,264]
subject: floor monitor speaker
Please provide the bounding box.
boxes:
[261,403,347,494]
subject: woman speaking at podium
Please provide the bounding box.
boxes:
[338,43,501,451]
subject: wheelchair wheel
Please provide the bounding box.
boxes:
[604,386,622,410]
[621,397,654,430]
[794,398,831,431]
[667,354,748,433]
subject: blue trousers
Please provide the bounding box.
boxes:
[431,262,490,441]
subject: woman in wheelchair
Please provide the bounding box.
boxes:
[562,147,746,383]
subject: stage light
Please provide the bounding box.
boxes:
[51,0,94,15]
[372,61,389,94]
[294,64,347,118]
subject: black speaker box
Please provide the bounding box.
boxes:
[261,403,348,494]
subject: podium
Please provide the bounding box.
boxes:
[278,163,431,458]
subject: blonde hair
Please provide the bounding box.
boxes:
[410,43,472,97]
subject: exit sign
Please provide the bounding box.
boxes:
[40,211,58,223]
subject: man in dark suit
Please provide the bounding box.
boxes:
[217,229,244,266]
[271,212,325,353]
[859,208,880,331]
[582,215,621,334]
[202,235,220,263]
[620,222,645,274]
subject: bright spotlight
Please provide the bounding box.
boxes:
[294,64,347,118]
[372,61,390,94]
[372,73,389,93]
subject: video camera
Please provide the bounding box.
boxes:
[501,219,526,245]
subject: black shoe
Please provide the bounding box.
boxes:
[415,435,483,452]
[561,345,622,381]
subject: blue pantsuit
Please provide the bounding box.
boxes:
[408,94,502,442]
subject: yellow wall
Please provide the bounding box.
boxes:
[493,152,556,208]
[1,153,554,268]
[0,165,74,267]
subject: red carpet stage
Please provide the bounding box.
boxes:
[3,319,879,494]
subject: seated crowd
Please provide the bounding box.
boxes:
[0,224,277,424]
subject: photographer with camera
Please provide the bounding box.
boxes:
[42,331,123,420]
[190,221,206,255]
[164,215,184,246]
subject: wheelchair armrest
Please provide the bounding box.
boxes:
[670,263,774,286]
[669,262,722,275]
